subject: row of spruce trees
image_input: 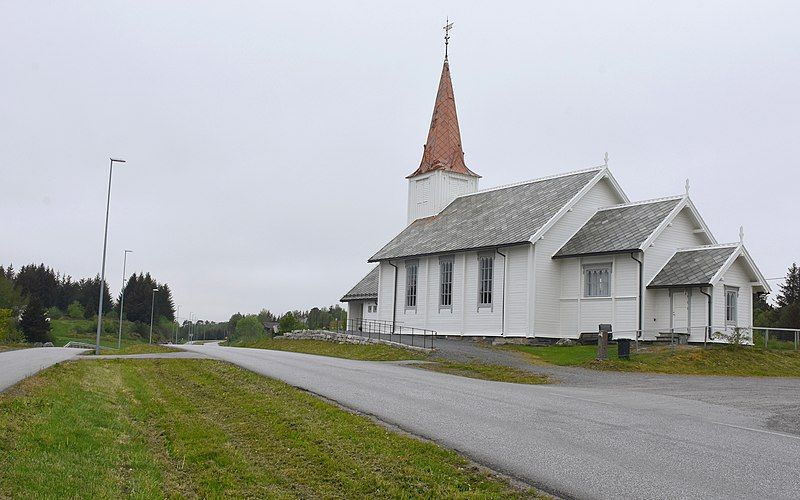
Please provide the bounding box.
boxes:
[0,263,176,344]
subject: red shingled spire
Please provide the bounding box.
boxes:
[407,59,479,178]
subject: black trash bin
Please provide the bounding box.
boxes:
[617,338,631,359]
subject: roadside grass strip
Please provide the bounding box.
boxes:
[83,343,181,356]
[0,359,542,498]
[230,337,429,361]
[0,343,30,353]
[415,361,550,385]
[508,344,800,377]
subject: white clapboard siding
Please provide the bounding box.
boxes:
[689,289,709,341]
[558,254,639,338]
[712,257,753,335]
[407,170,479,224]
[536,178,624,336]
[643,208,710,327]
[503,245,531,336]
[377,262,396,323]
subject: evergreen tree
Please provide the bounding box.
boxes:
[19,298,53,343]
[775,263,800,329]
[14,263,60,307]
[777,263,800,308]
[77,275,113,319]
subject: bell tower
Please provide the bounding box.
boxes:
[407,22,479,224]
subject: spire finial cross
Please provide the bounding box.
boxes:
[444,18,453,60]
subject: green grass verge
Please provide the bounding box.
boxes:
[231,337,429,361]
[0,359,541,498]
[507,344,800,377]
[0,343,30,353]
[83,344,181,356]
[415,361,550,384]
[51,318,148,350]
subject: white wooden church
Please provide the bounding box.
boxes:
[341,47,770,343]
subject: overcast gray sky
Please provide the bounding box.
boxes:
[2,1,798,321]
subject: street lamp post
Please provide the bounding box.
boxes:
[148,288,158,344]
[174,305,180,344]
[95,157,126,355]
[117,249,132,349]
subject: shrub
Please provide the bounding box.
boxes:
[47,306,64,320]
[231,315,266,342]
[278,312,304,334]
[67,301,85,319]
[713,327,751,346]
[0,309,23,343]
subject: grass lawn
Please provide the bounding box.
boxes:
[0,359,540,498]
[235,338,550,384]
[231,337,429,361]
[84,343,181,356]
[416,361,550,385]
[51,319,149,350]
[507,344,800,377]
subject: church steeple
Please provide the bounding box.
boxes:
[406,23,480,224]
[407,32,479,179]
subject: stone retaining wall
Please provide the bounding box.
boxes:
[282,330,433,353]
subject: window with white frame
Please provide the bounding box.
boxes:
[725,287,738,325]
[366,304,377,314]
[405,261,418,309]
[478,254,494,307]
[584,264,611,297]
[439,256,453,308]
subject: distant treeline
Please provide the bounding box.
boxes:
[0,263,175,322]
[226,305,347,342]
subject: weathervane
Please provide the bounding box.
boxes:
[444,18,453,60]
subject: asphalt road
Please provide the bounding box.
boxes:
[0,347,86,392]
[180,342,800,500]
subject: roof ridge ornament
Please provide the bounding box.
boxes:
[444,18,453,60]
[685,178,690,196]
[739,225,744,244]
[604,152,609,167]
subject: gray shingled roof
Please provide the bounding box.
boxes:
[341,266,379,301]
[369,169,602,261]
[648,246,737,288]
[554,198,681,258]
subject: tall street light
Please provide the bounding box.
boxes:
[174,304,181,344]
[148,288,159,344]
[117,249,132,349]
[95,157,126,355]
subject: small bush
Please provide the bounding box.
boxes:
[47,306,64,320]
[67,301,85,319]
[713,327,751,346]
[0,309,23,343]
[231,315,266,342]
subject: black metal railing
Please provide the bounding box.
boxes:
[344,318,437,349]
